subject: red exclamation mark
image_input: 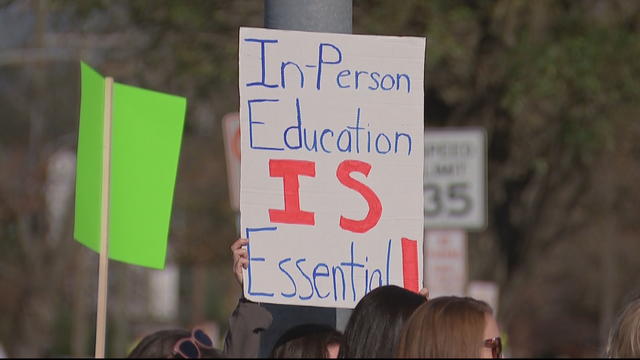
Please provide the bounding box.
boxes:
[401,237,419,293]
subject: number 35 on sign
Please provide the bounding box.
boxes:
[424,129,487,230]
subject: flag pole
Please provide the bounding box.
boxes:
[95,77,113,358]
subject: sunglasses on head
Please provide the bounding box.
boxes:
[484,337,502,358]
[172,328,214,359]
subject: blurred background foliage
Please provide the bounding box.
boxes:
[1,0,640,357]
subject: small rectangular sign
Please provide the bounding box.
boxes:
[424,129,487,230]
[425,229,467,298]
[467,280,499,314]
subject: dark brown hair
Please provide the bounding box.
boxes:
[338,285,426,358]
[270,324,342,358]
[396,296,493,358]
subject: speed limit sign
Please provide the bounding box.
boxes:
[424,129,487,230]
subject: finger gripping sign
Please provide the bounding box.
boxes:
[239,27,426,308]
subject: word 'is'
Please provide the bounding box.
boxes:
[268,159,382,234]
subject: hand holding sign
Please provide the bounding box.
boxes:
[231,238,249,287]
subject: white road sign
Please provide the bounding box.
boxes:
[467,280,499,315]
[424,229,467,298]
[424,129,486,230]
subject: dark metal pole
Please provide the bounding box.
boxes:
[265,0,352,34]
[260,1,353,355]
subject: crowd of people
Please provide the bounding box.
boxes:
[125,238,640,358]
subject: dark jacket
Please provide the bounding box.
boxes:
[223,298,273,358]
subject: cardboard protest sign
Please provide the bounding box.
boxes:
[74,62,187,269]
[239,27,426,308]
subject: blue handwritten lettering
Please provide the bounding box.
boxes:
[296,258,314,300]
[247,99,284,151]
[245,227,277,297]
[313,263,331,299]
[317,43,343,90]
[280,61,304,89]
[278,258,297,298]
[336,69,351,88]
[340,241,365,302]
[284,98,303,149]
[244,38,279,88]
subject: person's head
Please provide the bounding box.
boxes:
[128,328,222,358]
[339,285,426,358]
[270,324,343,358]
[607,298,640,358]
[396,296,500,358]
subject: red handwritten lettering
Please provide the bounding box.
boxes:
[401,237,419,293]
[268,159,316,225]
[336,160,382,233]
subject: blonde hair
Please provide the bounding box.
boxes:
[396,296,493,358]
[607,298,640,358]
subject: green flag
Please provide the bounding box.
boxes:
[74,62,186,269]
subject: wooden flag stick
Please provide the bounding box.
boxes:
[95,77,114,358]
